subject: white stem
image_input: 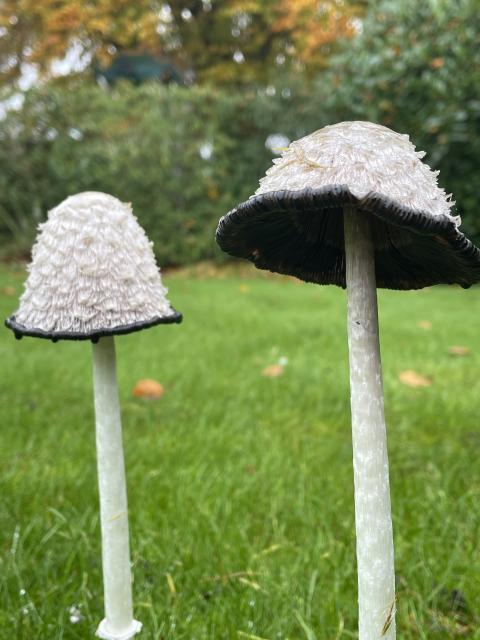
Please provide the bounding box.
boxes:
[344,207,396,640]
[92,336,142,640]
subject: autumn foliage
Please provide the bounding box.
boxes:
[0,0,359,85]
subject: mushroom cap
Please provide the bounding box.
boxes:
[216,121,480,289]
[6,192,182,341]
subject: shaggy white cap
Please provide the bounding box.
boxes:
[14,192,177,334]
[256,121,457,223]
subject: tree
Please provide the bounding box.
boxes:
[0,0,360,86]
[273,0,363,72]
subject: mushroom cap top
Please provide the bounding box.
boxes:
[6,192,181,341]
[216,121,480,289]
[257,121,454,218]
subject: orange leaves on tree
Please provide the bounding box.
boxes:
[272,0,360,69]
[1,0,365,85]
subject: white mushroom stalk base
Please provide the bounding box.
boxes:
[344,207,396,639]
[92,336,142,640]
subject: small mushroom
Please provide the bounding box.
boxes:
[216,121,480,639]
[6,192,182,640]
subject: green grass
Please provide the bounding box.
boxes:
[0,263,479,639]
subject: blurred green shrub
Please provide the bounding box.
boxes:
[318,0,480,239]
[0,83,324,265]
[0,81,319,263]
[0,84,232,263]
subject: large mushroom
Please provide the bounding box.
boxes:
[6,192,182,639]
[216,121,480,639]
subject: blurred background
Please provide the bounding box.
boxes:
[0,0,479,264]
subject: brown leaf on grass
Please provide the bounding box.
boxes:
[399,370,432,388]
[448,345,470,357]
[417,320,432,330]
[132,379,164,399]
[1,286,15,296]
[262,364,284,378]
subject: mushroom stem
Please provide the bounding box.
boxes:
[344,207,396,640]
[92,336,142,640]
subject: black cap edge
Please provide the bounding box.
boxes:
[5,311,183,343]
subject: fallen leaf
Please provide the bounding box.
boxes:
[239,284,250,293]
[417,320,432,330]
[1,286,15,296]
[399,370,432,388]
[132,379,164,399]
[448,345,470,357]
[262,364,283,378]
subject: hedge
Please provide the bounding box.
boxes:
[0,81,323,264]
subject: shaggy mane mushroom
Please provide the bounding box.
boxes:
[216,121,480,639]
[6,191,182,640]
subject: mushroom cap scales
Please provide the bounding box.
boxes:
[6,192,182,341]
[216,121,480,289]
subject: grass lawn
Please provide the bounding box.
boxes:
[0,262,479,639]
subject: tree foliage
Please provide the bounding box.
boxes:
[273,0,362,71]
[0,0,359,86]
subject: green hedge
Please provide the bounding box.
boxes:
[0,81,319,264]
